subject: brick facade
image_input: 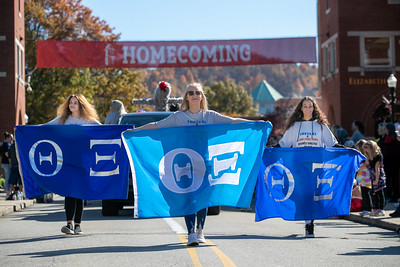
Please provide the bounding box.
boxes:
[318,0,400,137]
[0,0,25,135]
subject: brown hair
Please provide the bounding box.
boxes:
[285,96,329,130]
[57,94,99,124]
[180,83,208,111]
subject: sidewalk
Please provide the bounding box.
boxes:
[1,188,399,233]
[0,189,35,216]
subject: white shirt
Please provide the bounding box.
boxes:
[279,120,337,148]
[46,116,100,125]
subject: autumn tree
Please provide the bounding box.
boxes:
[204,80,257,117]
[25,0,148,124]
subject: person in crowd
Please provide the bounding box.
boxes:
[133,82,251,246]
[354,139,373,216]
[278,96,338,238]
[376,122,386,148]
[331,124,341,140]
[1,132,13,199]
[336,128,350,146]
[8,141,23,198]
[46,94,100,235]
[351,120,365,144]
[380,123,400,203]
[363,140,386,216]
[105,100,127,124]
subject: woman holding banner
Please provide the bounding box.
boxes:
[47,94,100,235]
[134,82,250,246]
[278,96,338,238]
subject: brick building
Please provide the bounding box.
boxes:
[0,0,26,134]
[318,0,400,137]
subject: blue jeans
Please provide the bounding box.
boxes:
[2,163,11,192]
[185,208,207,234]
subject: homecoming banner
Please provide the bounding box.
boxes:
[36,38,316,68]
[255,147,365,221]
[15,125,132,200]
[122,121,272,218]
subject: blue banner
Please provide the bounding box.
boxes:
[255,147,365,221]
[122,121,272,218]
[15,125,132,200]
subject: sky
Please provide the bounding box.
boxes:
[81,0,318,41]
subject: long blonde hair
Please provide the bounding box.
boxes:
[363,140,381,160]
[180,83,208,111]
[57,94,99,124]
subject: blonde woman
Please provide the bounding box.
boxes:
[135,83,249,246]
[47,94,100,235]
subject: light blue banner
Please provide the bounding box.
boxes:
[255,147,365,221]
[122,121,272,218]
[15,125,132,200]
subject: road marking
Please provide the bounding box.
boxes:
[205,239,236,267]
[164,217,236,266]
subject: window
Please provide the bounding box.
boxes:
[329,41,336,73]
[321,34,337,79]
[363,37,390,66]
[15,38,24,84]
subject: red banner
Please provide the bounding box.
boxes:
[36,38,316,68]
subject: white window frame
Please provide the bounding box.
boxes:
[15,38,24,85]
[347,31,400,74]
[321,33,338,80]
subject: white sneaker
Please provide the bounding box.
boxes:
[187,233,199,246]
[196,229,206,243]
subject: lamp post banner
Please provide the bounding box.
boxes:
[36,38,316,68]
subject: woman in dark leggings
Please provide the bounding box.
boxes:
[46,94,100,235]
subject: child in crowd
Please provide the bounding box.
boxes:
[355,139,373,216]
[363,140,387,216]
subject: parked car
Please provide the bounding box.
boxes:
[101,111,220,216]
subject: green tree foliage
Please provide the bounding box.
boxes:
[204,81,257,116]
[25,0,147,124]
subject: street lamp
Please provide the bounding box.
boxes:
[387,74,397,123]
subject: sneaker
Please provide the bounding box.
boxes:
[377,210,385,216]
[187,233,199,246]
[74,225,83,235]
[360,210,371,216]
[61,224,74,235]
[196,229,206,243]
[370,209,380,216]
[389,211,400,218]
[305,223,315,238]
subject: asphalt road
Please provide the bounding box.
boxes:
[0,198,399,266]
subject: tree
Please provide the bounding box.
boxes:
[204,80,257,116]
[25,0,147,124]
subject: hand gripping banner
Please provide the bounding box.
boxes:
[15,125,132,200]
[255,147,365,221]
[122,121,272,218]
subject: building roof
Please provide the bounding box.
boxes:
[251,80,283,102]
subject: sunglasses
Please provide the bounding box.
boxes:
[187,91,202,96]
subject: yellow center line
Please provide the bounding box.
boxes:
[178,234,236,267]
[178,234,202,267]
[205,239,236,267]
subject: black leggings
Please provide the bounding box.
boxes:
[65,197,84,224]
[372,190,385,210]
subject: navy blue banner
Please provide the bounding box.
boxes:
[255,147,365,221]
[15,125,132,200]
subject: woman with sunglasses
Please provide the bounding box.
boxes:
[135,82,249,246]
